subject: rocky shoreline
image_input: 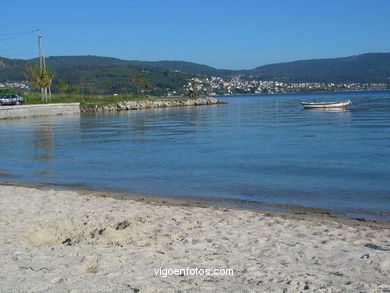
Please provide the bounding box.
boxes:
[80,97,225,112]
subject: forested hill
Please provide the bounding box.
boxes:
[39,56,235,78]
[0,52,389,87]
[0,56,197,96]
[35,52,390,82]
[127,60,236,78]
[247,53,390,83]
[129,53,390,82]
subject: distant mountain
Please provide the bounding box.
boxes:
[0,53,389,92]
[39,56,235,78]
[0,57,27,81]
[41,53,389,82]
[36,55,132,68]
[126,60,236,78]
[247,53,390,83]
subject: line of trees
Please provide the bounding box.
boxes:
[23,66,157,98]
[52,74,154,95]
[22,65,197,98]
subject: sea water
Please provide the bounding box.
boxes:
[1,91,389,220]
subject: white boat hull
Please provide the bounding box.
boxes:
[300,100,351,109]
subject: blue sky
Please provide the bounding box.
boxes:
[1,0,389,69]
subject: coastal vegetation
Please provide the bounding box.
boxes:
[0,56,195,96]
[0,53,389,97]
[23,64,53,102]
[22,92,159,106]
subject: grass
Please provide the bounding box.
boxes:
[23,93,162,106]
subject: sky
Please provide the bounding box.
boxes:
[1,0,389,69]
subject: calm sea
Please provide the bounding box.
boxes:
[1,91,389,220]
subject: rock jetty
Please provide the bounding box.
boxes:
[80,97,225,112]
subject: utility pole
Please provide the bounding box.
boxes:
[37,29,43,70]
[36,29,51,101]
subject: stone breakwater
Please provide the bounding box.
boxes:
[80,97,225,112]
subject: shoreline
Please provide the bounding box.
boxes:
[1,180,389,229]
[0,97,225,120]
[0,183,389,292]
[80,97,225,112]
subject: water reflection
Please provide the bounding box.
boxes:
[301,108,351,113]
[79,106,206,143]
[32,123,53,161]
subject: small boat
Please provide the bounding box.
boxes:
[300,100,351,109]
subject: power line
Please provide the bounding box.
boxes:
[0,29,37,60]
[0,30,35,36]
[0,41,35,53]
[0,30,35,41]
[1,52,36,58]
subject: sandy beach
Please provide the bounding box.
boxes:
[0,184,389,292]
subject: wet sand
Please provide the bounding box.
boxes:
[1,184,389,292]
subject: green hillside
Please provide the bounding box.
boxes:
[0,57,27,81]
[0,53,389,95]
[0,56,195,96]
[127,60,235,78]
[248,53,390,82]
[41,52,390,82]
[40,56,235,78]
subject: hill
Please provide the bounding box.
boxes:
[127,60,235,78]
[247,53,390,83]
[0,57,28,81]
[41,53,390,82]
[41,56,235,78]
[0,56,196,96]
[0,53,389,95]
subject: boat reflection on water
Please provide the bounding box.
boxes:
[301,107,351,113]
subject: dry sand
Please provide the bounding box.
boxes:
[0,184,389,292]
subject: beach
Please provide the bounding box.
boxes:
[0,184,389,292]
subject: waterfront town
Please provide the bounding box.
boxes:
[181,76,389,96]
[0,81,30,91]
[1,77,388,97]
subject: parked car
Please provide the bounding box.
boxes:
[0,94,24,106]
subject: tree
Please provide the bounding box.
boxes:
[131,74,153,95]
[105,80,113,93]
[24,64,53,102]
[88,85,97,95]
[189,79,199,97]
[65,86,78,94]
[144,82,153,90]
[131,74,144,95]
[55,79,66,93]
[77,76,86,95]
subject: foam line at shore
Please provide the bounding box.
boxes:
[1,179,389,224]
